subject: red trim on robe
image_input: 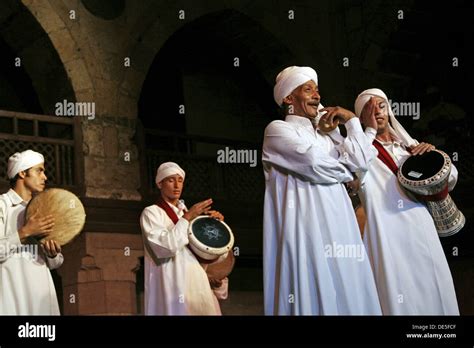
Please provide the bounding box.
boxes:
[372,140,399,175]
[156,196,179,224]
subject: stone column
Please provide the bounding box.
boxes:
[57,232,143,315]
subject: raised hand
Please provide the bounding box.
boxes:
[359,97,378,130]
[183,198,213,222]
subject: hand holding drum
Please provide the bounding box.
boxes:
[25,189,86,246]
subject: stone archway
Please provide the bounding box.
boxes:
[1,0,78,113]
[137,9,296,144]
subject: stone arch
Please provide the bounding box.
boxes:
[19,0,97,106]
[1,0,80,114]
[135,8,297,148]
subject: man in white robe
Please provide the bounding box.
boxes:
[0,150,64,315]
[354,88,459,315]
[140,162,229,315]
[262,66,382,315]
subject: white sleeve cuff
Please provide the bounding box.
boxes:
[364,127,377,142]
[344,117,363,134]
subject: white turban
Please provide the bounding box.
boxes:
[155,162,185,186]
[7,150,44,179]
[273,66,318,106]
[354,88,418,147]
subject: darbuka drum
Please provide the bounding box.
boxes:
[25,188,86,246]
[188,216,235,278]
[398,149,465,237]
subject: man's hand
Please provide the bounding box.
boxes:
[345,178,361,197]
[183,198,213,222]
[359,97,378,130]
[409,142,435,156]
[205,210,224,221]
[209,278,223,289]
[42,240,61,258]
[320,106,355,125]
[18,211,55,242]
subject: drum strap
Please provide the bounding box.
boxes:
[372,140,398,175]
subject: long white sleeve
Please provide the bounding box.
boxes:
[46,253,64,270]
[327,118,378,173]
[0,199,21,263]
[448,163,458,192]
[140,207,190,259]
[262,120,354,184]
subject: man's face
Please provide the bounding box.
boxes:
[21,163,47,193]
[283,80,320,119]
[158,174,184,201]
[372,96,390,134]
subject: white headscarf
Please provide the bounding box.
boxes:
[7,150,44,179]
[354,88,418,147]
[273,66,318,106]
[155,162,185,186]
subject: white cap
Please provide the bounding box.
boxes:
[7,150,44,179]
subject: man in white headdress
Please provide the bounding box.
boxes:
[354,88,459,315]
[140,162,229,315]
[262,66,382,315]
[0,150,63,315]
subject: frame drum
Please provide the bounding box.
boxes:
[25,188,86,246]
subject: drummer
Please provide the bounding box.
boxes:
[0,149,63,315]
[140,162,228,315]
[354,88,459,314]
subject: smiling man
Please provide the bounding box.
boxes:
[140,162,228,315]
[0,149,63,315]
[262,66,381,315]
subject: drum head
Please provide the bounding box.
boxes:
[26,188,86,246]
[400,151,445,181]
[190,217,231,249]
[188,216,234,260]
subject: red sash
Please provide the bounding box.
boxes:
[156,196,180,224]
[372,140,399,175]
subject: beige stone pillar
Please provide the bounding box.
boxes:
[57,232,143,315]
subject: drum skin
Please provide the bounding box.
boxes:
[188,216,235,279]
[398,149,465,237]
[188,216,234,260]
[25,188,86,246]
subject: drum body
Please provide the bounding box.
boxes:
[25,188,86,245]
[188,216,234,261]
[398,149,465,237]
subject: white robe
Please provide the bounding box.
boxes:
[140,202,228,315]
[0,189,63,315]
[359,135,459,315]
[262,115,382,315]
